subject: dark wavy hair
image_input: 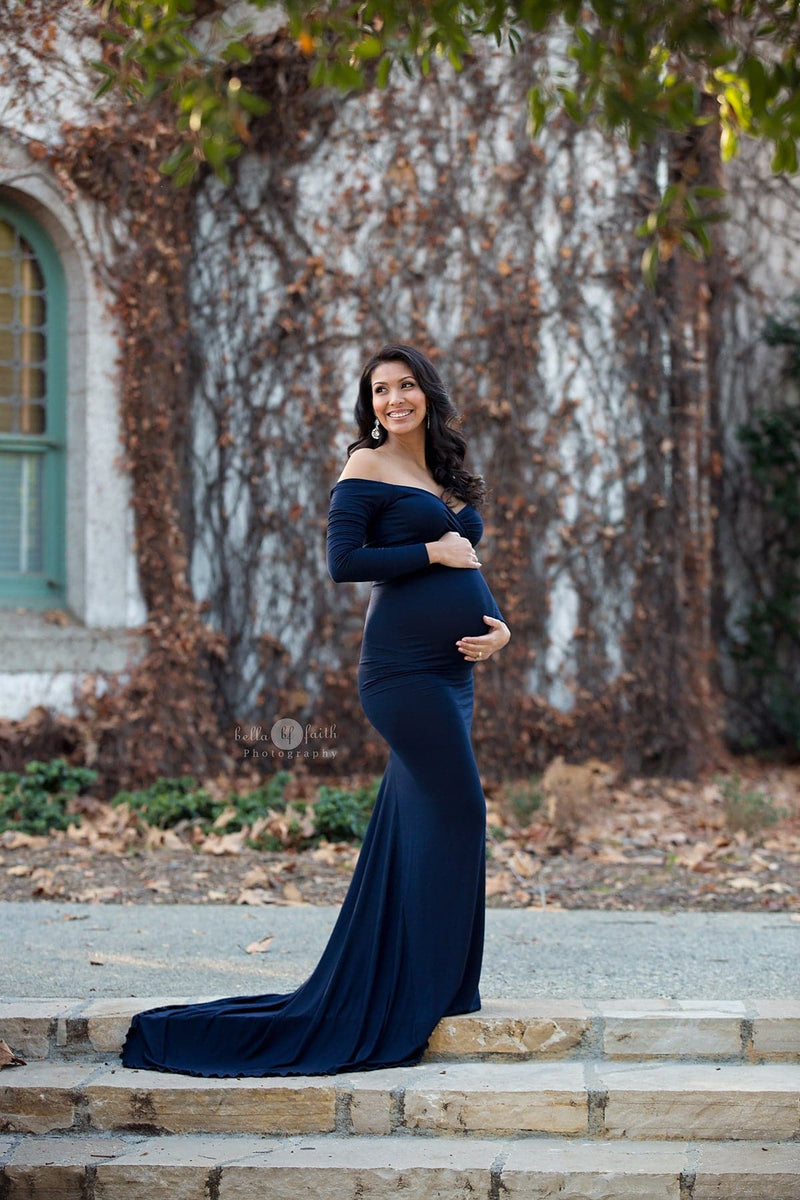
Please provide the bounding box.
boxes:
[346,343,487,509]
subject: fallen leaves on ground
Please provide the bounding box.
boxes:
[481,761,800,910]
[0,762,798,910]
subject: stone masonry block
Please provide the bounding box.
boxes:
[3,1135,134,1200]
[600,1062,800,1140]
[94,1163,210,1200]
[603,1014,743,1059]
[0,1063,95,1134]
[402,1062,588,1135]
[86,1067,337,1135]
[220,1136,497,1200]
[80,997,205,1055]
[425,1001,590,1060]
[501,1137,687,1200]
[751,1002,800,1060]
[0,1001,77,1060]
[692,1140,800,1199]
[93,1133,276,1200]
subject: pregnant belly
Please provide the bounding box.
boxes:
[360,565,499,673]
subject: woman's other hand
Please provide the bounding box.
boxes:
[456,616,511,662]
[426,531,481,568]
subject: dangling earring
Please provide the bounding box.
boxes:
[371,417,381,440]
[426,407,431,430]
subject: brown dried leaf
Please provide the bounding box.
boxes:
[74,886,121,903]
[309,844,339,865]
[0,1039,26,1068]
[237,888,274,906]
[244,935,273,955]
[0,832,49,850]
[145,826,185,851]
[212,806,239,830]
[507,850,540,878]
[521,821,551,844]
[595,847,628,865]
[676,841,713,870]
[486,871,514,897]
[201,831,246,856]
[31,869,60,898]
[240,866,271,889]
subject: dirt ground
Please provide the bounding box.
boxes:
[1,763,798,912]
[1,837,799,911]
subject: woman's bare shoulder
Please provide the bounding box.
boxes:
[336,448,386,483]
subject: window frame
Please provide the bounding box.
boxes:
[0,196,67,608]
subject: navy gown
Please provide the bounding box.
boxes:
[120,478,506,1077]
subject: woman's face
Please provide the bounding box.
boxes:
[370,360,427,436]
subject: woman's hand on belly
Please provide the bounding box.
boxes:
[426,531,482,569]
[456,616,511,662]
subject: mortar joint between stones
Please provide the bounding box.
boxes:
[488,1148,510,1200]
[82,1163,97,1200]
[334,1088,353,1133]
[389,1084,405,1133]
[72,1087,92,1133]
[587,1087,608,1134]
[586,1015,604,1058]
[205,1163,223,1200]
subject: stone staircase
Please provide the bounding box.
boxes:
[1,997,799,1198]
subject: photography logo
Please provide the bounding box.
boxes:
[270,718,303,750]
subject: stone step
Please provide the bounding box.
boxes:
[2,997,799,1064]
[2,1132,800,1200]
[2,1058,799,1141]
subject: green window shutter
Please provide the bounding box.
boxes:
[0,197,66,608]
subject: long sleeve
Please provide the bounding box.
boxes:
[327,482,431,583]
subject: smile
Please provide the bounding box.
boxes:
[387,410,413,419]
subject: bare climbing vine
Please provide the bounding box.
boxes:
[0,3,796,790]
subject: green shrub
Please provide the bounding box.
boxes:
[223,771,293,831]
[0,758,98,835]
[312,780,379,843]
[5,763,380,847]
[503,778,544,824]
[719,773,785,837]
[733,302,800,750]
[112,775,222,829]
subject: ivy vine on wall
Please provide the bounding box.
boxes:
[1,3,795,791]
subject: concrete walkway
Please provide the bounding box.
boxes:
[3,903,798,999]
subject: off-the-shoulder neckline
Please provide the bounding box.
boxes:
[330,476,476,515]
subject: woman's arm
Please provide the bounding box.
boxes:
[327,480,484,582]
[326,485,431,583]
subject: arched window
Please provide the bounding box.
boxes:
[0,198,66,607]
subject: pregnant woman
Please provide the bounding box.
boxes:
[121,343,510,1077]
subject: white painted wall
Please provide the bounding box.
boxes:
[0,144,146,718]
